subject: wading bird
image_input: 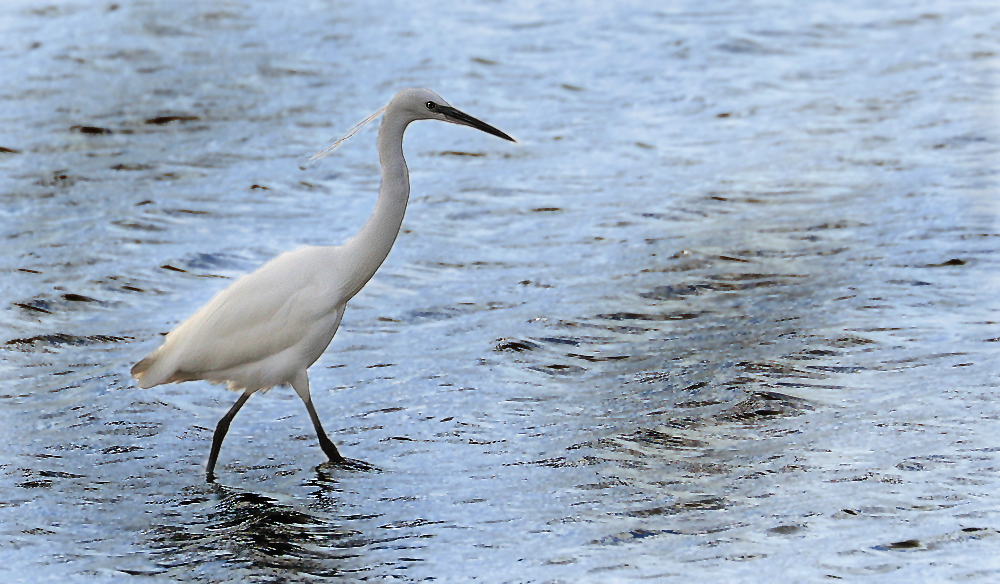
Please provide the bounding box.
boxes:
[131,88,515,481]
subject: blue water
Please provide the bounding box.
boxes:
[1,0,999,581]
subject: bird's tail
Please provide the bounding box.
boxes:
[131,349,166,389]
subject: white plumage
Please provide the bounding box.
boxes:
[131,88,514,480]
[134,247,349,391]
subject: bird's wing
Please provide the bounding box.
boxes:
[152,247,348,378]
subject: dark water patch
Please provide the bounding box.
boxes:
[257,65,320,78]
[426,259,510,269]
[4,333,130,350]
[567,352,630,363]
[13,300,53,314]
[144,115,200,125]
[540,337,580,347]
[147,170,209,182]
[712,272,801,283]
[500,332,642,374]
[805,365,866,374]
[829,471,903,484]
[639,283,713,299]
[639,274,799,300]
[98,419,161,439]
[101,444,143,455]
[16,479,53,489]
[400,301,513,324]
[924,258,966,267]
[874,539,920,551]
[111,163,154,171]
[592,528,682,546]
[788,348,841,360]
[112,219,168,232]
[62,293,96,302]
[519,455,605,469]
[807,220,868,232]
[681,381,709,392]
[895,455,958,472]
[11,292,114,316]
[35,171,80,188]
[494,338,541,352]
[598,311,702,322]
[175,252,250,272]
[738,360,816,378]
[715,391,812,423]
[768,524,805,535]
[706,276,790,291]
[356,406,405,418]
[529,363,587,375]
[37,470,87,479]
[673,398,729,410]
[638,252,710,274]
[621,428,706,450]
[869,527,1000,552]
[708,191,774,203]
[70,125,113,135]
[717,37,784,55]
[828,335,876,348]
[588,322,654,335]
[629,497,728,519]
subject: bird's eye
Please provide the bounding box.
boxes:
[425,101,436,110]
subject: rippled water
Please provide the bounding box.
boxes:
[2,0,999,581]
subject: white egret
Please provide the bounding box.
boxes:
[131,88,515,481]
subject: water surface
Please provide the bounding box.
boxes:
[1,0,999,581]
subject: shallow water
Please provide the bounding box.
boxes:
[1,0,999,581]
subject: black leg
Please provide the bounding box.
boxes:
[207,390,252,482]
[301,396,345,463]
[291,371,368,469]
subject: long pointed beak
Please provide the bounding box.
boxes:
[438,105,516,143]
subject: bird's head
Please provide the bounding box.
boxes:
[392,87,515,142]
[307,87,514,165]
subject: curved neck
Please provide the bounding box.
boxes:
[340,111,411,300]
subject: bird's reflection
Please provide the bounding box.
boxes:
[147,471,374,579]
[205,485,343,558]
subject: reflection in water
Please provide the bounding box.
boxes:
[143,467,459,580]
[148,479,363,580]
